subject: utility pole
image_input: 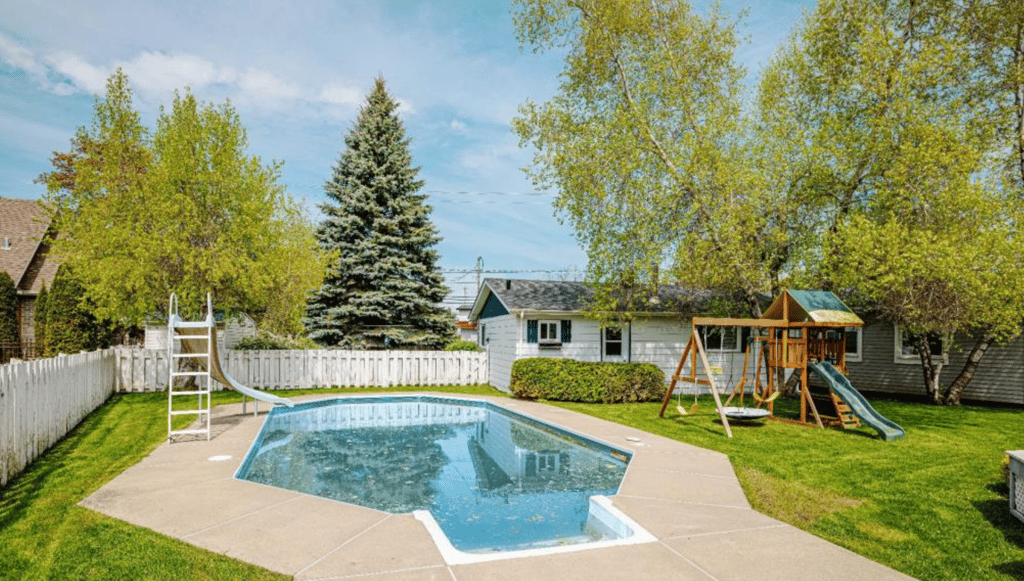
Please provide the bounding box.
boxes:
[475,256,483,294]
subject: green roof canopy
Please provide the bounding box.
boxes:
[763,289,862,327]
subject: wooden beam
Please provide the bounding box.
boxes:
[691,317,790,328]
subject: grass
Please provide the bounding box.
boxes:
[549,394,1024,581]
[2,384,1022,580]
[0,384,500,581]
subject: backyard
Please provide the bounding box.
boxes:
[0,386,1021,581]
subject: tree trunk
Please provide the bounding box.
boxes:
[940,333,993,406]
[915,336,942,405]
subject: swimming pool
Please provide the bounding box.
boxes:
[235,396,651,560]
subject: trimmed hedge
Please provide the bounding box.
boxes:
[444,339,483,352]
[510,357,665,403]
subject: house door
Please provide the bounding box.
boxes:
[603,325,628,362]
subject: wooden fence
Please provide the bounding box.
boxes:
[116,348,489,392]
[0,349,117,487]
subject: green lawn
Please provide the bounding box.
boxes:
[551,395,1024,581]
[1,386,1021,580]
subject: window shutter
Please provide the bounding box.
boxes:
[561,320,572,343]
[526,320,538,343]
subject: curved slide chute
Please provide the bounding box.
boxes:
[175,322,294,408]
[807,361,903,441]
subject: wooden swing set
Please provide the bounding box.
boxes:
[657,290,864,438]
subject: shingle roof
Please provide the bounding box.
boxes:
[0,197,54,293]
[476,278,732,316]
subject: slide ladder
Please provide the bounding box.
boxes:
[167,293,294,442]
[167,293,213,441]
[807,360,905,441]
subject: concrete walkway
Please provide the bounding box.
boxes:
[80,394,917,581]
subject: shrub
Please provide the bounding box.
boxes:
[510,357,665,403]
[0,271,18,345]
[444,339,482,352]
[235,333,318,350]
[45,267,109,356]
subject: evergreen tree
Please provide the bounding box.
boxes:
[34,283,47,357]
[0,272,18,361]
[306,76,454,349]
[45,267,108,356]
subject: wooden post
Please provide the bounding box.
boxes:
[692,329,733,438]
[659,334,694,417]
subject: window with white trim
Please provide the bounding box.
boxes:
[845,328,862,362]
[603,326,623,357]
[894,325,946,364]
[538,320,561,345]
[697,325,741,352]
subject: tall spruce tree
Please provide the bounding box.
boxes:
[306,76,453,349]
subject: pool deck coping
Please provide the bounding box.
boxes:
[79,393,918,581]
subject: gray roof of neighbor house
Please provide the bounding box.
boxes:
[470,278,735,319]
[0,197,57,295]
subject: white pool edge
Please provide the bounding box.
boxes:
[414,495,658,566]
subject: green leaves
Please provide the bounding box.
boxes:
[42,71,327,331]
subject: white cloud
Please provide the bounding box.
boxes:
[0,32,46,77]
[47,52,107,93]
[318,83,362,108]
[122,51,230,95]
[450,118,468,133]
[238,68,301,101]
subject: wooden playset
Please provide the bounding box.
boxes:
[658,290,865,437]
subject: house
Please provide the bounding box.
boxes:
[842,317,1024,405]
[469,278,757,392]
[0,197,59,354]
[454,304,478,343]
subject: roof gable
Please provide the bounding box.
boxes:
[763,289,862,326]
[0,197,52,290]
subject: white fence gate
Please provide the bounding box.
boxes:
[116,348,488,392]
[0,349,117,487]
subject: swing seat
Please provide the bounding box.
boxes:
[752,390,780,405]
[722,406,771,421]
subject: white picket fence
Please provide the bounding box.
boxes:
[116,348,489,392]
[0,349,117,487]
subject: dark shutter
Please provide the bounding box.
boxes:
[527,319,538,343]
[561,320,572,343]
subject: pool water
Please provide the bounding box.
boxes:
[236,397,632,554]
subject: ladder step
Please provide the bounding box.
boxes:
[173,321,213,329]
[170,409,209,416]
[169,390,211,396]
[171,371,209,377]
[173,353,209,358]
[169,428,210,436]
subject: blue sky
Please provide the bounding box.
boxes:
[0,0,810,307]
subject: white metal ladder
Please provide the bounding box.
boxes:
[167,293,213,441]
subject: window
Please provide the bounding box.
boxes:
[697,325,741,352]
[845,328,861,362]
[604,326,622,357]
[894,325,946,364]
[539,320,561,345]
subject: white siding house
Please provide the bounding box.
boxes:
[470,279,755,393]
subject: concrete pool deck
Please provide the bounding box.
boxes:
[80,394,916,581]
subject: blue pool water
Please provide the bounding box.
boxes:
[236,397,632,553]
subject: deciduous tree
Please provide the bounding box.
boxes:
[40,71,327,330]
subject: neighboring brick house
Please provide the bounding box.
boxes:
[0,197,59,352]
